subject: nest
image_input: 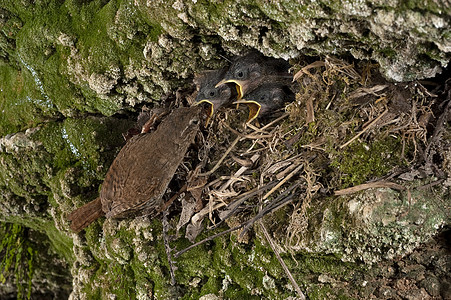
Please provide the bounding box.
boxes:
[155,56,449,294]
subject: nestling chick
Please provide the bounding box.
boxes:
[216,51,291,99]
[234,84,294,123]
[194,69,238,120]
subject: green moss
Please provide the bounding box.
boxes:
[0,223,35,300]
[0,0,166,120]
[75,2,119,73]
[41,218,74,263]
[0,0,449,298]
[0,114,134,267]
[35,116,132,177]
[0,62,60,136]
[308,284,354,300]
[330,136,405,188]
[199,276,220,297]
[0,213,74,264]
[379,47,397,58]
[106,263,137,299]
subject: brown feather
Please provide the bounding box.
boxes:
[68,198,104,233]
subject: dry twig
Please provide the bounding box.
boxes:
[162,210,177,285]
[340,109,388,149]
[293,60,326,82]
[240,182,300,238]
[214,181,279,229]
[263,164,303,200]
[334,181,406,195]
[198,135,240,176]
[219,154,260,192]
[260,222,306,300]
[174,221,250,258]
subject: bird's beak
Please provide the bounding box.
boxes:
[233,100,262,123]
[195,100,214,117]
[215,79,247,99]
[194,100,214,126]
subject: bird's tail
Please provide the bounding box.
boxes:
[68,198,104,233]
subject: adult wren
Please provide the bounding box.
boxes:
[68,106,203,233]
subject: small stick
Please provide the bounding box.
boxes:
[340,109,388,149]
[162,210,177,285]
[293,60,325,82]
[263,164,303,200]
[416,179,444,190]
[260,113,289,131]
[240,184,299,238]
[161,184,187,212]
[174,221,249,258]
[260,222,306,300]
[243,134,274,139]
[191,202,227,225]
[276,160,301,180]
[247,122,267,133]
[198,136,240,176]
[212,181,279,230]
[334,181,406,195]
[246,113,289,134]
[221,121,245,137]
[424,97,451,162]
[219,154,260,192]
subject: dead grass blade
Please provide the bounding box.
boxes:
[306,96,315,123]
[263,164,303,200]
[174,221,249,258]
[424,95,451,164]
[214,181,279,229]
[262,154,303,177]
[162,210,177,285]
[293,61,326,82]
[324,56,361,82]
[219,154,260,192]
[334,181,406,195]
[340,109,388,149]
[198,135,240,176]
[349,85,388,99]
[240,182,300,237]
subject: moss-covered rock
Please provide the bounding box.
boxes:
[0,0,450,299]
[285,186,449,264]
[0,115,134,297]
[1,0,450,134]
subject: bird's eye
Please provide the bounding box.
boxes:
[236,70,244,78]
[209,90,216,97]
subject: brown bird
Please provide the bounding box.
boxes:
[68,106,203,233]
[194,69,238,120]
[234,84,294,122]
[215,51,291,99]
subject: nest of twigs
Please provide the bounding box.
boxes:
[159,56,449,294]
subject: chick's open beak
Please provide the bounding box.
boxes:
[195,99,214,117]
[233,99,262,123]
[215,79,248,100]
[194,99,214,126]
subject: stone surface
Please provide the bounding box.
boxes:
[286,187,448,264]
[0,0,450,299]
